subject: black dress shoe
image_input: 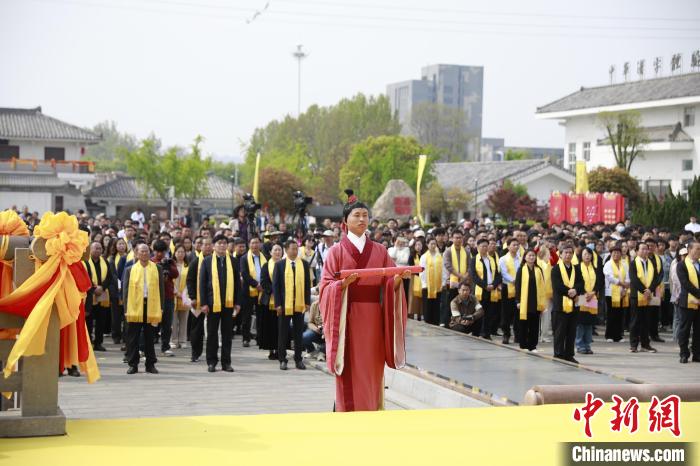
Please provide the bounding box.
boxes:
[268,352,277,360]
[629,347,638,353]
[207,364,216,372]
[692,356,700,363]
[221,365,234,372]
[67,367,81,377]
[280,361,288,370]
[568,357,580,364]
[641,346,657,353]
[242,340,250,348]
[481,335,492,341]
[145,366,159,374]
[120,345,127,352]
[127,366,138,374]
[295,361,306,370]
[190,357,200,363]
[650,336,665,343]
[680,356,689,364]
[93,344,107,352]
[502,336,510,344]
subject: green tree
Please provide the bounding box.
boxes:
[243,93,400,203]
[597,110,648,172]
[409,102,472,162]
[83,120,139,172]
[631,176,700,231]
[338,135,434,205]
[246,167,304,213]
[504,149,530,161]
[421,182,447,220]
[125,136,211,206]
[588,166,642,207]
[445,187,473,216]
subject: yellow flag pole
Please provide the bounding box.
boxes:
[575,160,589,194]
[252,152,261,200]
[416,154,427,226]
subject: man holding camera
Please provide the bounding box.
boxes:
[152,240,179,356]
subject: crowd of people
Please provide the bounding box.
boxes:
[8,204,700,374]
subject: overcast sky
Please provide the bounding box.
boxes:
[2,0,699,161]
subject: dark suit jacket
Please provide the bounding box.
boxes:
[550,262,584,313]
[259,261,274,307]
[122,262,165,314]
[629,257,661,303]
[272,259,311,312]
[469,254,502,302]
[199,253,241,310]
[677,259,700,309]
[241,252,266,305]
[85,257,116,313]
[186,256,201,302]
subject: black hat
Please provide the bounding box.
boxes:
[343,189,369,221]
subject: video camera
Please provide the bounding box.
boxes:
[242,193,261,220]
[293,191,312,214]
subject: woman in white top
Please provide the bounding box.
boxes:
[172,244,191,349]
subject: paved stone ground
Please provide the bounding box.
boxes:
[59,339,338,419]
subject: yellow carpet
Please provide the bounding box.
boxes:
[1,403,698,466]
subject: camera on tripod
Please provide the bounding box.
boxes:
[242,193,261,220]
[293,191,312,214]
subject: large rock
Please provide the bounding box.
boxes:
[372,180,416,221]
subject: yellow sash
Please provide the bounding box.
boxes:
[267,259,277,310]
[635,257,654,306]
[520,264,545,319]
[283,257,305,315]
[169,242,175,256]
[412,254,422,297]
[449,246,467,284]
[571,254,579,266]
[424,251,443,299]
[537,258,553,299]
[653,254,664,294]
[684,258,699,310]
[175,263,189,310]
[126,262,161,323]
[610,259,629,308]
[558,261,575,313]
[247,250,267,298]
[475,253,500,302]
[126,250,135,263]
[505,254,516,298]
[580,262,598,314]
[211,253,234,312]
[86,256,110,305]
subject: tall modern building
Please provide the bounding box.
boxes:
[387,64,484,160]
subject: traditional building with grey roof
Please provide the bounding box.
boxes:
[536,72,699,198]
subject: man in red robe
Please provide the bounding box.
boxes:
[319,189,409,412]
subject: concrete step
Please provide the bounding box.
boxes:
[384,367,489,409]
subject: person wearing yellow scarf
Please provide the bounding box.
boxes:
[84,241,115,352]
[172,244,190,350]
[442,230,469,327]
[676,243,700,364]
[272,240,311,371]
[470,239,502,341]
[515,250,546,352]
[603,245,629,343]
[629,242,660,353]
[108,237,129,347]
[199,234,241,373]
[645,238,666,344]
[551,244,583,363]
[420,238,444,325]
[241,237,267,348]
[498,239,521,345]
[259,243,283,360]
[185,237,212,363]
[576,248,602,355]
[409,239,425,321]
[123,244,163,374]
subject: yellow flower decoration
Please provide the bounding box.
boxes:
[33,212,88,265]
[0,210,30,236]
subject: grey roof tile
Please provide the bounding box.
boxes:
[88,175,242,200]
[537,72,700,114]
[0,107,101,142]
[0,173,71,187]
[435,159,547,191]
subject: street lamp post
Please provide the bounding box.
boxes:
[292,44,308,116]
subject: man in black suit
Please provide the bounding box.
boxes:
[186,237,212,363]
[199,234,241,373]
[85,241,116,352]
[550,244,584,363]
[676,242,700,364]
[470,238,502,340]
[240,237,266,348]
[272,240,311,371]
[629,242,661,353]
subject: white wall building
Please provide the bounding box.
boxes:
[0,106,101,212]
[536,72,699,198]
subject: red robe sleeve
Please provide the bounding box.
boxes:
[319,245,346,375]
[381,250,408,369]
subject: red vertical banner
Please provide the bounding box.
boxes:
[601,193,621,224]
[549,192,567,225]
[616,193,625,223]
[583,192,601,223]
[566,192,583,224]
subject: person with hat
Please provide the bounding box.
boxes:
[315,229,335,283]
[319,189,410,412]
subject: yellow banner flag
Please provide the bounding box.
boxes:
[416,154,427,226]
[252,152,261,200]
[575,160,589,194]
